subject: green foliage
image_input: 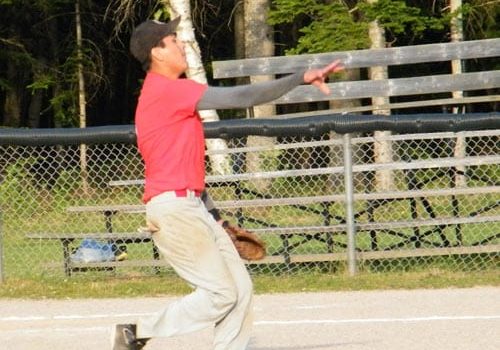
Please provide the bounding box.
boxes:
[0,158,41,215]
[0,78,11,91]
[49,90,78,127]
[51,167,84,198]
[464,0,500,40]
[358,0,449,38]
[293,5,369,53]
[269,0,460,54]
[269,0,369,53]
[26,74,55,94]
[153,7,171,21]
[269,0,321,23]
[37,39,108,127]
[0,44,34,68]
[0,0,107,127]
[259,149,284,172]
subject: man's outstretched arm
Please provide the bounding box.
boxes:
[197,60,344,110]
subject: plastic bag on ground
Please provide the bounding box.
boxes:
[70,238,115,263]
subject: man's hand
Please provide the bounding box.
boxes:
[303,59,344,95]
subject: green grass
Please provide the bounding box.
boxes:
[0,269,498,299]
[0,160,498,298]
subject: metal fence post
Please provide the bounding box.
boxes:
[343,133,357,276]
[0,211,4,283]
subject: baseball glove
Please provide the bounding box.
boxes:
[223,221,266,261]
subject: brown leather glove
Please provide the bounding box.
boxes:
[223,221,266,261]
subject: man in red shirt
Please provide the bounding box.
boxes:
[112,16,344,350]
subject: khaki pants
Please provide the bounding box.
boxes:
[137,191,254,350]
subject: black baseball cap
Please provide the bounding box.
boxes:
[130,17,181,67]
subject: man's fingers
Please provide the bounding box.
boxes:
[322,59,344,75]
[319,84,330,94]
[305,59,343,95]
[313,81,330,95]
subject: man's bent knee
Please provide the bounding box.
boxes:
[211,285,238,317]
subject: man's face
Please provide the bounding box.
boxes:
[153,34,188,76]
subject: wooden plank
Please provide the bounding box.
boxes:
[244,215,500,233]
[268,95,500,118]
[66,205,145,213]
[356,244,500,260]
[202,155,500,184]
[109,179,144,186]
[67,185,499,211]
[44,243,499,269]
[252,225,347,234]
[26,232,152,240]
[272,71,500,105]
[249,244,500,264]
[216,186,499,208]
[356,215,500,231]
[69,260,170,269]
[352,187,500,202]
[43,260,168,270]
[213,38,500,78]
[247,255,286,264]
[250,214,500,234]
[28,213,500,244]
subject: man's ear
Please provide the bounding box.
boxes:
[150,47,164,62]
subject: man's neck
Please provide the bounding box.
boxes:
[149,66,181,80]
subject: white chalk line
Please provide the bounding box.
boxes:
[0,315,498,336]
[0,304,375,322]
[0,326,109,335]
[254,315,500,325]
[0,312,151,322]
[294,304,346,310]
[0,303,341,323]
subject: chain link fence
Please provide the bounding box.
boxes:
[0,127,498,281]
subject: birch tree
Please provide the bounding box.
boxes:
[367,0,394,192]
[234,0,247,92]
[243,0,276,190]
[450,0,466,188]
[244,0,274,119]
[76,0,90,195]
[162,0,231,176]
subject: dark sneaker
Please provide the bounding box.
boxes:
[111,324,149,350]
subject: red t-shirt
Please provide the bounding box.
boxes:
[135,72,208,203]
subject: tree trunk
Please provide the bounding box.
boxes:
[243,0,275,191]
[27,57,46,128]
[164,0,231,176]
[234,0,248,104]
[450,0,466,188]
[3,61,22,127]
[76,0,90,196]
[367,0,394,192]
[27,88,44,128]
[234,0,245,61]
